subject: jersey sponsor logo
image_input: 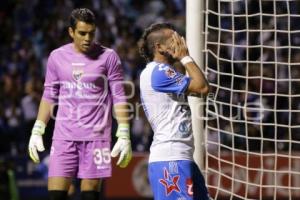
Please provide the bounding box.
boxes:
[71,62,85,66]
[159,168,181,196]
[179,121,190,135]
[62,81,97,90]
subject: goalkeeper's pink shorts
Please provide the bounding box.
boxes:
[48,139,112,178]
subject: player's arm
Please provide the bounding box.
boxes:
[28,99,54,163]
[107,51,132,168]
[113,103,130,124]
[169,32,209,96]
[36,99,54,124]
[183,60,209,96]
[28,54,59,163]
[111,103,132,168]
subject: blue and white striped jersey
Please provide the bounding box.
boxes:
[140,61,194,162]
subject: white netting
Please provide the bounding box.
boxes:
[204,1,300,199]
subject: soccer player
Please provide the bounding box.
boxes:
[138,22,210,199]
[28,8,132,200]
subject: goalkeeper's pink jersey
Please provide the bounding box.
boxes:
[42,43,126,141]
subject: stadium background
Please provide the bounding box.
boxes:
[1,0,300,200]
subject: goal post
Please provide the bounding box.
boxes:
[186,0,206,171]
[204,0,300,199]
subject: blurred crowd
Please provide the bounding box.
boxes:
[0,0,185,156]
[206,0,300,152]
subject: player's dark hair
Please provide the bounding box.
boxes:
[138,22,176,62]
[69,8,95,30]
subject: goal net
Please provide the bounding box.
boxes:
[204,0,300,199]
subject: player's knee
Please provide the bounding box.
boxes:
[81,179,101,191]
[48,190,68,200]
[81,191,100,200]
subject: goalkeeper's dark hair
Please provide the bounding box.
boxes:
[138,22,176,62]
[69,8,95,30]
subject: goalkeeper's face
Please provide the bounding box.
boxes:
[69,21,96,53]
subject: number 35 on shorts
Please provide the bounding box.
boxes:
[93,148,111,168]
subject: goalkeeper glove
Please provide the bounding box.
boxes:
[28,120,46,163]
[111,123,132,168]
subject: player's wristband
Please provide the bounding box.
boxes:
[180,56,194,65]
[32,120,46,136]
[116,123,130,139]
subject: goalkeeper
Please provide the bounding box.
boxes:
[28,8,132,200]
[139,22,210,199]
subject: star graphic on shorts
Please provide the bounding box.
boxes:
[159,168,180,195]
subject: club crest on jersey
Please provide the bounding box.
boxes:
[73,69,84,81]
[72,63,85,81]
[165,68,176,78]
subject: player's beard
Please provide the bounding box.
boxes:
[161,51,176,64]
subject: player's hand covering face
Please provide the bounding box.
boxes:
[111,124,132,168]
[166,32,189,61]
